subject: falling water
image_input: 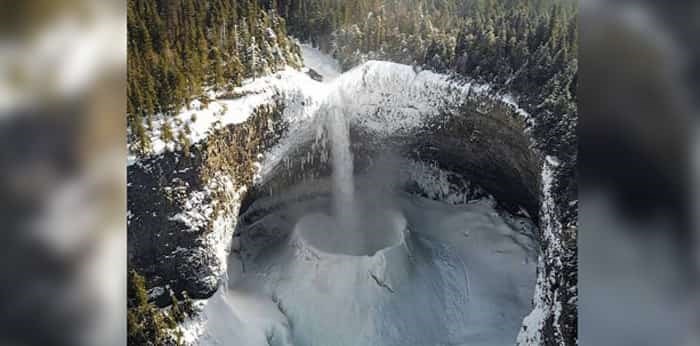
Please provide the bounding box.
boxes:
[327,106,357,233]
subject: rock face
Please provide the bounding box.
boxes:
[128,149,218,306]
[128,102,288,306]
[306,68,324,82]
[128,61,576,345]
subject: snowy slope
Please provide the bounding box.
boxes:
[139,67,327,159]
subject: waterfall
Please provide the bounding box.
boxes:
[327,106,357,233]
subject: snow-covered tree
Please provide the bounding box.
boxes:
[247,36,261,80]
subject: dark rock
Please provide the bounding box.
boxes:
[127,148,219,306]
[306,68,323,82]
[128,101,288,307]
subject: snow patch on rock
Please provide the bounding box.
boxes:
[401,159,490,206]
[516,155,565,345]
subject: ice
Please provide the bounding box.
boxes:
[212,177,537,346]
[190,289,292,346]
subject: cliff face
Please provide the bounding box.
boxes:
[128,59,576,345]
[128,148,215,306]
[128,101,288,306]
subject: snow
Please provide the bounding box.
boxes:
[168,173,246,288]
[333,60,529,135]
[136,63,328,161]
[148,87,272,155]
[516,155,563,345]
[258,56,533,184]
[300,43,341,81]
[176,152,539,345]
[181,288,292,346]
[134,41,532,172]
[402,159,488,205]
[169,190,211,232]
[210,174,538,346]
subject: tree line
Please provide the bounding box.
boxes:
[127,0,301,153]
[273,0,577,158]
[129,0,576,160]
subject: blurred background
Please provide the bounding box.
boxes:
[0,0,697,345]
[0,0,125,345]
[579,0,699,345]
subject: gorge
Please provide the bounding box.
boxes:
[128,44,575,345]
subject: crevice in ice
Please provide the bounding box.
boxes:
[370,272,395,293]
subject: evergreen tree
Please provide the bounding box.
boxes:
[127,0,303,157]
[247,36,261,79]
[127,270,173,345]
[160,121,174,144]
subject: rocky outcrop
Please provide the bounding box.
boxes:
[128,148,215,306]
[128,101,287,306]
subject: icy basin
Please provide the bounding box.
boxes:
[292,210,407,256]
[208,180,538,346]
